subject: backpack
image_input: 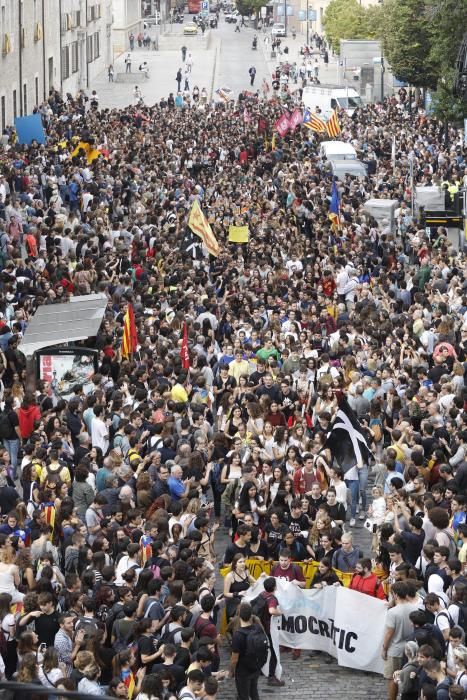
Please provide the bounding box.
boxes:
[96,605,109,623]
[143,599,163,619]
[453,603,467,635]
[0,628,7,657]
[250,592,274,622]
[194,617,213,639]
[413,623,445,660]
[242,624,269,671]
[438,530,458,559]
[74,615,99,641]
[112,619,134,652]
[43,463,68,491]
[159,623,180,645]
[0,412,12,440]
[150,563,161,580]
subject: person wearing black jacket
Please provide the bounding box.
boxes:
[310,558,341,588]
[0,396,21,478]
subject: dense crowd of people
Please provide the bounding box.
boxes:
[0,42,465,700]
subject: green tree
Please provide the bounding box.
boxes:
[431,69,467,123]
[235,0,263,20]
[426,0,466,72]
[323,0,378,54]
[381,0,437,89]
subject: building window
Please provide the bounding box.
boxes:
[34,22,43,42]
[71,41,78,73]
[23,84,27,115]
[86,35,93,62]
[35,76,39,106]
[61,45,70,79]
[3,33,12,55]
[1,96,5,133]
[13,89,17,119]
[93,31,99,58]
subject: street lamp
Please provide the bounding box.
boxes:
[381,54,385,102]
[306,0,309,46]
[284,0,287,37]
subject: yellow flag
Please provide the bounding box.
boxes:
[70,141,90,158]
[188,199,220,257]
[86,148,101,163]
[228,225,249,243]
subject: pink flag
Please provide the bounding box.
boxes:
[289,108,303,131]
[274,112,291,137]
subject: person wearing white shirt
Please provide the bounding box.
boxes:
[90,406,109,455]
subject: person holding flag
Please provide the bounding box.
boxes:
[180,320,190,370]
[188,199,220,257]
[325,109,341,137]
[121,302,137,359]
[323,397,373,527]
[303,108,326,133]
[329,179,340,229]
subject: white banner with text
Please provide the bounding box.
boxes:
[246,578,386,676]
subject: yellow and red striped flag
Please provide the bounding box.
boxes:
[188,199,220,257]
[326,110,341,138]
[122,303,137,359]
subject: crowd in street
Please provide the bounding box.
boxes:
[0,52,465,700]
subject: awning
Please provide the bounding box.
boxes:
[20,294,108,357]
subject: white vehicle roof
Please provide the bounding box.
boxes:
[321,141,357,158]
[331,159,367,177]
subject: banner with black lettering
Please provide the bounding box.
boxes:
[245,578,385,675]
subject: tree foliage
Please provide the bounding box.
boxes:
[381,0,438,89]
[323,0,380,54]
[381,0,467,116]
[235,0,263,18]
[323,0,466,118]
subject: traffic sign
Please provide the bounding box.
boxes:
[201,1,209,9]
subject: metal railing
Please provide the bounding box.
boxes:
[0,680,115,700]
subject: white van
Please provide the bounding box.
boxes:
[329,160,367,179]
[320,141,357,162]
[302,84,362,116]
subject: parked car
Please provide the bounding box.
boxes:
[271,22,286,37]
[183,22,198,34]
[225,10,239,22]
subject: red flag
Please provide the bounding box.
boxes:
[180,321,190,369]
[274,112,290,137]
[289,108,303,131]
[122,303,137,359]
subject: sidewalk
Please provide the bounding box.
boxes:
[258,29,339,85]
[91,43,218,108]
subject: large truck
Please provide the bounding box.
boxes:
[302,84,362,116]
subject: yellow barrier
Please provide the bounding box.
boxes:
[219,559,354,589]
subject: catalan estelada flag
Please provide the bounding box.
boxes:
[121,669,136,698]
[326,109,341,137]
[329,179,340,228]
[303,109,326,133]
[122,303,137,359]
[40,502,56,535]
[139,534,153,565]
[188,199,220,257]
